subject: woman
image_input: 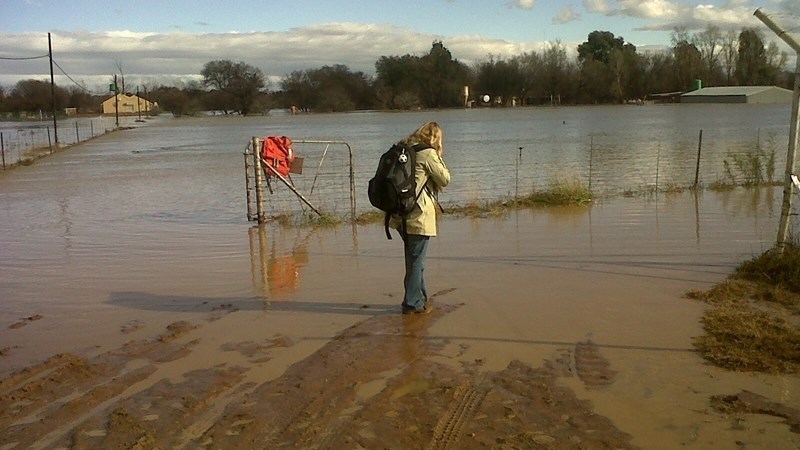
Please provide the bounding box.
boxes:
[392,121,451,314]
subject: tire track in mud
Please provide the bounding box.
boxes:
[0,315,228,449]
[574,340,617,389]
[197,303,457,448]
[2,290,637,449]
[193,292,635,449]
[428,382,487,450]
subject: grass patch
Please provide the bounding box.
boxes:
[446,199,512,218]
[721,133,778,187]
[269,212,343,228]
[688,245,800,373]
[694,305,800,373]
[707,179,736,192]
[352,173,593,223]
[354,210,385,225]
[521,173,592,206]
[734,245,800,294]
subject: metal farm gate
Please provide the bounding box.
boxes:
[244,137,356,223]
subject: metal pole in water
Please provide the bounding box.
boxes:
[347,142,355,220]
[694,129,703,188]
[775,56,799,253]
[588,135,594,191]
[755,8,800,253]
[252,137,266,223]
[1,132,5,169]
[515,146,520,199]
[656,142,661,195]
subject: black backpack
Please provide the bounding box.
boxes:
[368,143,428,239]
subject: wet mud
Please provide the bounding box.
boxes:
[2,296,639,449]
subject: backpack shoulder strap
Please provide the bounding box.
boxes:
[384,212,392,240]
[411,143,432,152]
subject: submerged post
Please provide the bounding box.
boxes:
[755,8,800,253]
[588,135,593,191]
[48,33,58,146]
[252,137,266,223]
[694,129,703,188]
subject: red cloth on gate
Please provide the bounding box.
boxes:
[261,136,294,177]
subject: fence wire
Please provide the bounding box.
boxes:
[246,126,791,222]
[0,116,145,169]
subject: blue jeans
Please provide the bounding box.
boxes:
[402,234,430,311]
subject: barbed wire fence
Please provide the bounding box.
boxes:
[241,125,796,227]
[0,116,128,169]
[0,35,133,170]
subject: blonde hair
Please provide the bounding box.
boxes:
[401,121,443,153]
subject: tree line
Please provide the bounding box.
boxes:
[0,26,793,118]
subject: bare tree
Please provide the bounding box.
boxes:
[696,25,722,85]
[721,29,739,85]
[115,60,126,94]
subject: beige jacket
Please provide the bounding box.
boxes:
[391,147,450,236]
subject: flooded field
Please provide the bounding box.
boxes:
[0,108,798,448]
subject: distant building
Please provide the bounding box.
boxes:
[645,91,684,103]
[101,93,157,115]
[680,86,793,104]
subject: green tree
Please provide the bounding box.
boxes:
[513,51,542,103]
[736,28,767,85]
[280,70,314,112]
[374,55,422,109]
[201,60,266,115]
[641,51,676,96]
[475,57,524,106]
[68,86,97,113]
[608,46,640,102]
[418,41,472,108]
[281,65,376,112]
[672,39,703,91]
[577,31,636,103]
[151,86,200,117]
[309,65,376,112]
[540,41,573,103]
[578,31,627,65]
[8,79,68,113]
[577,58,613,103]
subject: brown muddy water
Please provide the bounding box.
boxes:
[1,113,798,449]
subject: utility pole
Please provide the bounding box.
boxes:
[136,86,142,122]
[144,85,150,117]
[755,9,800,254]
[114,74,119,128]
[48,33,58,145]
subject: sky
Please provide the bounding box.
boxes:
[0,0,798,93]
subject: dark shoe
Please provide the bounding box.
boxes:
[402,304,433,315]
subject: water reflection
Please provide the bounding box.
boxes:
[248,224,312,299]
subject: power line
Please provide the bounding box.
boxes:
[51,58,107,95]
[0,54,49,60]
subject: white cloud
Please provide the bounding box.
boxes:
[583,0,611,14]
[554,6,581,24]
[692,4,756,27]
[509,0,536,10]
[0,24,542,90]
[615,0,681,20]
